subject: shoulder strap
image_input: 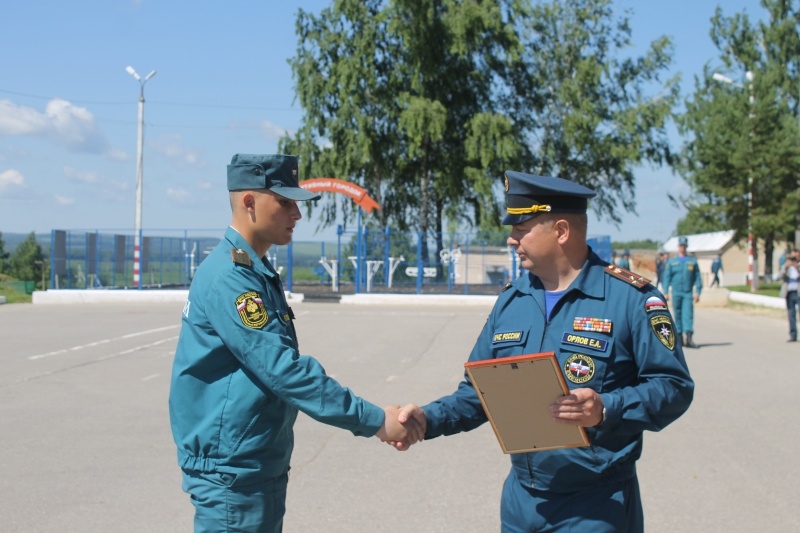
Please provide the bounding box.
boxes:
[231,248,252,267]
[604,264,651,289]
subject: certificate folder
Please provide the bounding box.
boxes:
[465,352,589,454]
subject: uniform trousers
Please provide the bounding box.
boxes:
[671,291,695,335]
[500,469,643,532]
[182,470,288,533]
[786,290,798,341]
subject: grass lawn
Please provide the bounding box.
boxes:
[0,285,32,304]
[726,282,781,298]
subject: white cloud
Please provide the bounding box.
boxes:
[259,120,290,142]
[106,147,128,161]
[0,98,118,156]
[63,165,100,184]
[54,194,75,205]
[151,134,204,168]
[0,169,25,191]
[166,187,190,201]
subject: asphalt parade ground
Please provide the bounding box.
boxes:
[1,298,798,532]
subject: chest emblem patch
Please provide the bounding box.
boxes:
[235,291,268,329]
[564,354,595,384]
[649,314,675,350]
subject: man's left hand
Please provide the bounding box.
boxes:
[550,388,604,427]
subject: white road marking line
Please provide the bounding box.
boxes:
[9,336,180,386]
[141,374,160,381]
[28,325,179,360]
[97,336,179,361]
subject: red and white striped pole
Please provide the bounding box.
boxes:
[133,238,141,288]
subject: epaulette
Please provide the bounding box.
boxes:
[604,264,651,289]
[231,248,252,267]
[501,282,513,293]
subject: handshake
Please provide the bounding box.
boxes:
[375,404,426,451]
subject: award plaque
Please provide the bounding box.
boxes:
[465,352,590,453]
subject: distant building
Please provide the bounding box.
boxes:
[661,230,789,286]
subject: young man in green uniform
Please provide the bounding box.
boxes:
[392,171,694,532]
[169,154,422,532]
[663,236,703,348]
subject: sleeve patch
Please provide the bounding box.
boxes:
[650,314,676,350]
[235,291,268,329]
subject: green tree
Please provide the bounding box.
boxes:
[509,0,678,224]
[9,232,46,289]
[674,200,728,237]
[674,1,800,280]
[0,232,10,275]
[283,0,525,267]
[284,0,677,245]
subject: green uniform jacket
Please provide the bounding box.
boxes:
[169,227,384,479]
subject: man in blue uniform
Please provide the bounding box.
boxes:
[655,250,668,291]
[663,236,703,348]
[393,171,694,532]
[618,249,631,269]
[169,154,422,533]
[710,255,723,287]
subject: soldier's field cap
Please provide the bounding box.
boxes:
[227,154,321,201]
[678,236,689,246]
[503,170,596,225]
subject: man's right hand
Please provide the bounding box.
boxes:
[386,404,427,451]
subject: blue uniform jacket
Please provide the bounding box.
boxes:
[422,250,694,493]
[169,227,384,479]
[663,255,702,295]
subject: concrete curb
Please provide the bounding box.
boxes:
[0,295,6,305]
[727,290,785,309]
[25,289,784,310]
[339,293,497,306]
[31,290,305,305]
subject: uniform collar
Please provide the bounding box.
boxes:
[514,247,606,301]
[224,226,278,279]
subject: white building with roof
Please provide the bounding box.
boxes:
[661,230,790,286]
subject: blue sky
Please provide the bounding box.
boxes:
[0,0,762,244]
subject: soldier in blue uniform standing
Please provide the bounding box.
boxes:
[169,154,422,533]
[392,171,694,532]
[663,236,703,348]
[618,249,631,269]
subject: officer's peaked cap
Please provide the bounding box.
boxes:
[502,171,596,225]
[227,153,321,201]
[678,236,689,246]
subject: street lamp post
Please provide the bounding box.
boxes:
[126,66,156,289]
[712,70,758,291]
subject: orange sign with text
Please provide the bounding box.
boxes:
[299,178,381,213]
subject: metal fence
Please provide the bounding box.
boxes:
[48,228,611,296]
